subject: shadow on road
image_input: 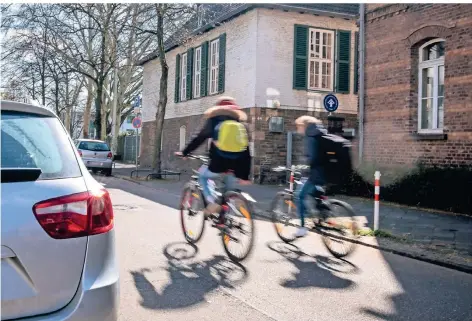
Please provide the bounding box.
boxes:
[131,242,249,310]
[267,241,358,290]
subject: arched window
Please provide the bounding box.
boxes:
[179,125,186,151]
[418,39,445,132]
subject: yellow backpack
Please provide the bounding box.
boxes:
[215,120,248,153]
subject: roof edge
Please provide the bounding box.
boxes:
[138,4,253,66]
[258,4,357,20]
[138,3,357,66]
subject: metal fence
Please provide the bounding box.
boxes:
[123,134,141,163]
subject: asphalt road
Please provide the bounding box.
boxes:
[95,175,472,321]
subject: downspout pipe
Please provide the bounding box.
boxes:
[358,3,366,164]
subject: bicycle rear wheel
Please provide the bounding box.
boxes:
[221,191,255,262]
[180,184,206,244]
[270,192,299,243]
[318,199,358,258]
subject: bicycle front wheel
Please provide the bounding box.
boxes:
[180,184,206,244]
[270,192,299,243]
[221,191,255,262]
[318,199,358,258]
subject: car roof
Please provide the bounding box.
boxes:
[0,100,57,118]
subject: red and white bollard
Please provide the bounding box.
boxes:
[374,171,381,230]
[289,165,295,192]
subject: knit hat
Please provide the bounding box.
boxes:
[295,115,322,126]
[204,96,247,121]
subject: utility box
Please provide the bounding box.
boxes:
[268,116,284,133]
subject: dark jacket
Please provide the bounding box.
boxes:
[182,107,251,180]
[304,123,326,185]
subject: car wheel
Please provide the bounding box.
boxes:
[105,168,112,177]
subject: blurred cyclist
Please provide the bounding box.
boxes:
[294,115,327,237]
[176,97,251,221]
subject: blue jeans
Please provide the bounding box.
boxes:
[295,180,317,228]
[198,165,238,204]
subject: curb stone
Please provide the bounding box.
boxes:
[111,174,472,275]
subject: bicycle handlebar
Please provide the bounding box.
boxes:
[272,165,309,173]
[177,153,209,163]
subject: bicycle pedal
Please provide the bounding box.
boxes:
[212,222,224,228]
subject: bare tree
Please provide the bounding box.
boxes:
[134,3,197,176]
[38,4,120,139]
[1,3,85,120]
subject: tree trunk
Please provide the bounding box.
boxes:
[94,80,103,139]
[112,97,121,156]
[152,6,168,177]
[152,65,168,175]
[55,79,59,115]
[83,79,93,138]
[100,89,107,141]
[64,108,71,135]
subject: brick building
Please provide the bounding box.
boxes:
[139,4,359,180]
[363,4,472,167]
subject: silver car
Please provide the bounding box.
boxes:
[76,139,113,176]
[1,100,119,321]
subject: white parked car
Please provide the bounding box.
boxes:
[1,100,119,320]
[76,139,113,176]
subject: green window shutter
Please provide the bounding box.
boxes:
[174,54,181,103]
[336,30,351,94]
[200,41,209,97]
[218,33,226,94]
[354,31,359,94]
[186,48,194,100]
[293,25,308,90]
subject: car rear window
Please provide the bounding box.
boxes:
[1,111,82,180]
[78,141,110,152]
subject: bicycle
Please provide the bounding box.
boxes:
[178,154,256,262]
[270,165,358,258]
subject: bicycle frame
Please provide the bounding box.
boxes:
[188,157,256,209]
[273,165,328,211]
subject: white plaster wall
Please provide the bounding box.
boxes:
[255,8,359,114]
[142,9,258,122]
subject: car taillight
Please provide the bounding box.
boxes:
[78,150,83,157]
[107,152,112,159]
[33,189,114,239]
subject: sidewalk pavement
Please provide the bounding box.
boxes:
[111,164,472,256]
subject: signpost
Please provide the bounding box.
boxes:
[323,93,339,113]
[132,116,142,173]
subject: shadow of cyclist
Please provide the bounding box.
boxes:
[267,241,357,290]
[131,242,248,310]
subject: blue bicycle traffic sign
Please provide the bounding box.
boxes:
[323,94,339,112]
[132,117,142,129]
[134,96,142,108]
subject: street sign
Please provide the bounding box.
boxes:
[323,94,339,112]
[134,96,141,108]
[132,117,142,129]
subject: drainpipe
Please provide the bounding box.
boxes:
[358,3,366,164]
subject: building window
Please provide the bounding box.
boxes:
[180,53,188,101]
[194,47,202,98]
[179,125,186,151]
[308,29,334,91]
[418,39,445,132]
[209,38,220,95]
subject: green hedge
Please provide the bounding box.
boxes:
[330,164,472,215]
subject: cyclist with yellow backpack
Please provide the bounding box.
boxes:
[176,97,251,219]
